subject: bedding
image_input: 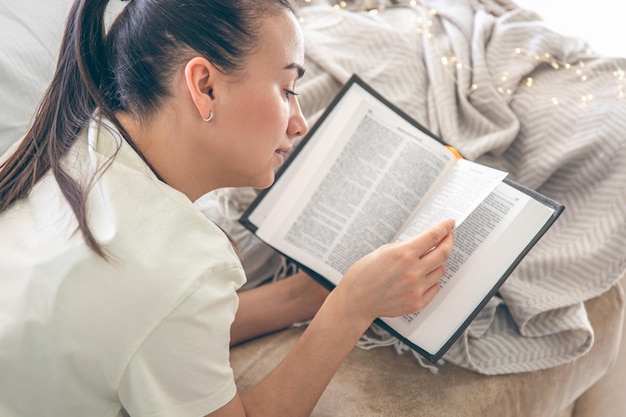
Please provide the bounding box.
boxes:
[212,0,626,374]
[0,0,126,154]
[2,0,625,376]
[0,1,69,153]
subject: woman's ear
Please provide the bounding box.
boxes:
[184,57,216,121]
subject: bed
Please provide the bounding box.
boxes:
[2,0,625,415]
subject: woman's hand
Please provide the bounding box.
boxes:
[226,220,454,417]
[333,219,455,327]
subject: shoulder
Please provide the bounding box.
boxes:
[78,117,246,281]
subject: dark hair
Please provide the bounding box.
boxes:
[0,0,296,258]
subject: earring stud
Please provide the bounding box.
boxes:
[203,111,214,123]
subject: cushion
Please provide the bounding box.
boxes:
[0,0,73,153]
[0,0,127,154]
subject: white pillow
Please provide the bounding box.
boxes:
[0,0,75,154]
[0,0,130,155]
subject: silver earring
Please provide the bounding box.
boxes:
[203,111,214,123]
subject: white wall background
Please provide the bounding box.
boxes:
[514,0,626,58]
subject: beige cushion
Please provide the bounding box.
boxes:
[231,282,624,416]
[569,274,626,417]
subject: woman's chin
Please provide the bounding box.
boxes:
[249,172,276,190]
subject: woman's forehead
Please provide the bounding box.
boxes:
[249,10,305,70]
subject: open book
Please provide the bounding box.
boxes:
[240,75,564,363]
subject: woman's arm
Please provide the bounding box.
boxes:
[230,272,330,346]
[216,219,454,417]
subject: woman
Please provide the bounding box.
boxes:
[0,0,454,416]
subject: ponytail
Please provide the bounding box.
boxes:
[0,0,116,258]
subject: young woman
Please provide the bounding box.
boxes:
[0,1,454,416]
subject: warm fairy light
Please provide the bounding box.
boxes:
[580,94,594,108]
[614,69,624,100]
[322,2,623,106]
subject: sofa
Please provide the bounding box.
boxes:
[2,1,625,416]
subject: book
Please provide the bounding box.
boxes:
[239,74,564,363]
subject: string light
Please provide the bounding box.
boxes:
[507,46,626,106]
[614,69,625,100]
[320,0,625,106]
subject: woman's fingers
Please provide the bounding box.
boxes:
[421,278,442,307]
[424,264,446,288]
[338,219,455,321]
[403,219,455,258]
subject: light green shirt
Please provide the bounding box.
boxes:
[0,116,246,417]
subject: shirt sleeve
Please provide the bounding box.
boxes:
[117,270,241,417]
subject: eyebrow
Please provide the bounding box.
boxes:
[285,63,306,79]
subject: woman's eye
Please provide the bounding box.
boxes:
[284,89,299,99]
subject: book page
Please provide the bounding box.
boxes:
[283,113,455,274]
[254,84,456,284]
[381,182,555,355]
[258,110,455,283]
[394,158,507,241]
[249,83,452,229]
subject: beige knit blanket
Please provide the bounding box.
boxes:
[199,0,626,374]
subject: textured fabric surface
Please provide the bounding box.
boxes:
[230,281,625,417]
[218,0,626,374]
[0,0,126,154]
[0,0,72,153]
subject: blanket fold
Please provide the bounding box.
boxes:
[201,0,626,374]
